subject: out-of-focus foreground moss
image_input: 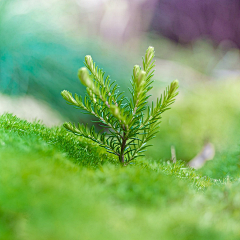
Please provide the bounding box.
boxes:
[0,113,240,240]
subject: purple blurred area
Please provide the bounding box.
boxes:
[13,0,240,49]
[72,0,240,50]
[150,0,240,48]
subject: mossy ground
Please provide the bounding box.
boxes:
[0,113,240,240]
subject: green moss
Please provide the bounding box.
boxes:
[197,148,240,179]
[0,113,240,239]
[0,113,117,168]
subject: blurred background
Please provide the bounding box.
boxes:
[1,0,240,169]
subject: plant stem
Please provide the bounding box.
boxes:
[119,125,127,165]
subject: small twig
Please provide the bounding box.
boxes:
[171,145,176,163]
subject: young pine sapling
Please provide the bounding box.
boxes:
[61,47,179,165]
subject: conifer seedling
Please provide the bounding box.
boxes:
[61,47,179,165]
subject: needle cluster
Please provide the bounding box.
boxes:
[61,47,179,165]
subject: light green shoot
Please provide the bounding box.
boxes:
[61,47,179,165]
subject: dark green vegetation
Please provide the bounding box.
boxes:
[0,114,240,239]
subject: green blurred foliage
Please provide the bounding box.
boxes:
[146,81,240,161]
[0,0,132,123]
[145,36,224,75]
